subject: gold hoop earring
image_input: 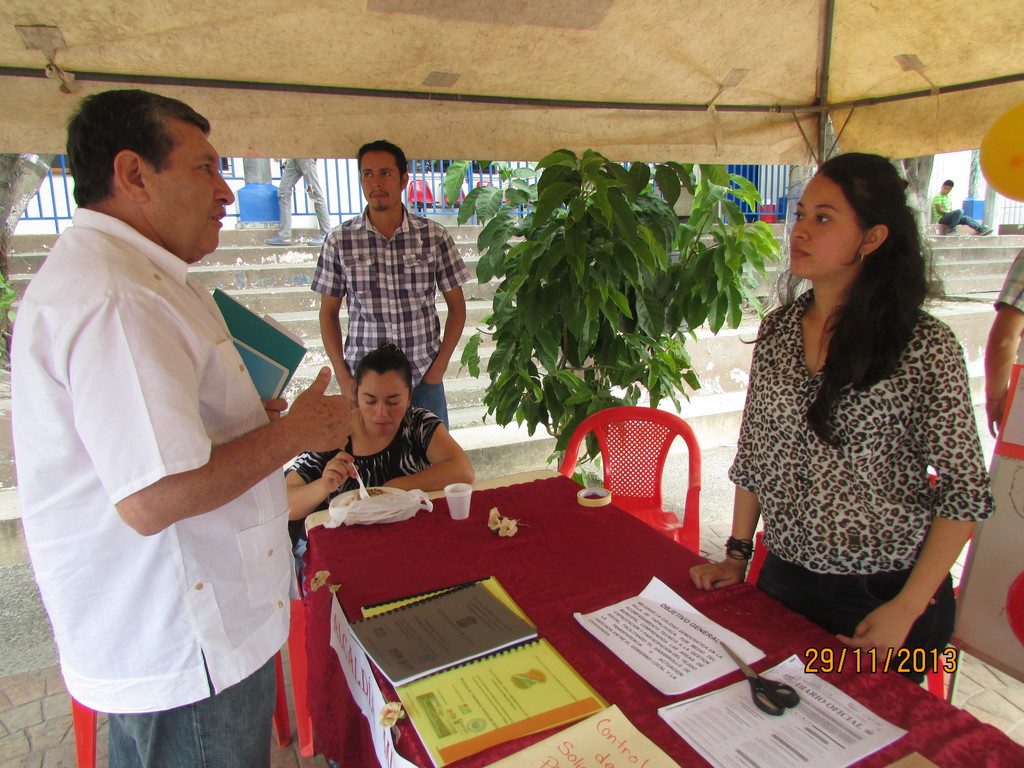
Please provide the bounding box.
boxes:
[858,251,865,263]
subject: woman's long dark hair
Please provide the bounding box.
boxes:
[780,153,931,445]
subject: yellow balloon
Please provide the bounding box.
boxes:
[981,103,1024,203]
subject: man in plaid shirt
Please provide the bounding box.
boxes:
[312,140,471,426]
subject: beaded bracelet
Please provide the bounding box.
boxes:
[725,536,754,561]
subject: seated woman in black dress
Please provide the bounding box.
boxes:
[286,342,474,538]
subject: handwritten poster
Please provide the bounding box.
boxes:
[484,705,681,768]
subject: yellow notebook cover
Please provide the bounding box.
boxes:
[398,638,607,767]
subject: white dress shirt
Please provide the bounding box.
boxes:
[12,209,291,713]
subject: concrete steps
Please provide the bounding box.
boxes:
[5,224,1013,486]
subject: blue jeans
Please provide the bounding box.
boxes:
[108,656,276,768]
[938,209,984,233]
[412,379,449,427]
[757,551,955,683]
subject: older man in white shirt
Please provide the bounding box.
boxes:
[11,89,351,768]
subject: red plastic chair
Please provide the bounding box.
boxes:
[558,406,701,552]
[406,179,434,209]
[70,652,292,767]
[746,530,767,585]
[288,596,315,758]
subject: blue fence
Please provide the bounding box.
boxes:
[18,157,797,234]
[728,164,793,222]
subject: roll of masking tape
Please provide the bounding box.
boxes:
[577,488,612,507]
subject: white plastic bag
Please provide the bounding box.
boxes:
[326,489,432,527]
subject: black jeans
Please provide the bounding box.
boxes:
[757,552,955,683]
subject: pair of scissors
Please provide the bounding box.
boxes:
[720,641,800,716]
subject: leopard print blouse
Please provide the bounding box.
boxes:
[730,291,993,574]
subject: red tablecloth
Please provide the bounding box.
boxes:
[303,475,1023,767]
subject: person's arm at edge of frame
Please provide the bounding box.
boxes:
[319,293,356,404]
[689,486,761,590]
[836,517,974,653]
[984,302,1024,437]
[383,424,475,492]
[420,286,467,385]
[116,367,349,536]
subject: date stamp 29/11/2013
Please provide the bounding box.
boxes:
[803,646,958,675]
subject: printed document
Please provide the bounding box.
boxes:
[574,577,762,695]
[658,655,906,768]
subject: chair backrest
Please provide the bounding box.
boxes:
[558,405,700,518]
[406,179,434,204]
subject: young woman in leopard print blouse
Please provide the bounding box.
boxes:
[691,153,992,679]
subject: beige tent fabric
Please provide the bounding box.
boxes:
[0,0,1020,161]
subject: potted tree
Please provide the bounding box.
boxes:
[445,149,779,455]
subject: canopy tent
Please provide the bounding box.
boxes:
[0,0,1021,163]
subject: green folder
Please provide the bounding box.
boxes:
[212,289,306,400]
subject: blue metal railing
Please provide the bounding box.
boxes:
[727,163,793,222]
[32,157,1018,233]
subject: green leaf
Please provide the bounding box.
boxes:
[510,166,538,181]
[477,212,516,265]
[606,163,635,197]
[628,163,651,195]
[654,164,681,206]
[728,173,761,207]
[537,149,578,169]
[727,284,743,329]
[636,291,666,336]
[665,161,696,194]
[459,333,481,378]
[534,181,576,227]
[505,187,532,206]
[535,321,561,373]
[443,160,469,206]
[473,186,504,223]
[608,288,632,318]
[607,190,652,271]
[457,186,485,225]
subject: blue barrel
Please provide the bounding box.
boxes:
[237,183,280,223]
[962,198,984,221]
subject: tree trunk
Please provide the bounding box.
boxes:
[0,153,57,277]
[900,155,935,231]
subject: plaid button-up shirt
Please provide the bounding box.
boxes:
[312,206,471,385]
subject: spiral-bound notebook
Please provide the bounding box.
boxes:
[397,638,607,767]
[349,580,538,686]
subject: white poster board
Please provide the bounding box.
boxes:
[955,375,1024,683]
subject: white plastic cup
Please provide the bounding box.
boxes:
[444,483,473,520]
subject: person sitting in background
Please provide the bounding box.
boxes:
[286,342,474,542]
[691,153,992,682]
[931,179,992,235]
[984,249,1024,436]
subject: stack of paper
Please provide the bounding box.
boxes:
[356,578,606,767]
